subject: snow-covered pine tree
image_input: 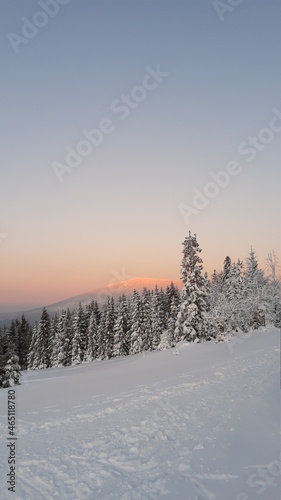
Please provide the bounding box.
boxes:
[0,353,6,388]
[165,282,181,320]
[158,287,167,331]
[200,272,213,340]
[211,270,221,295]
[235,258,248,331]
[50,314,59,367]
[85,310,99,361]
[224,260,245,332]
[93,300,101,326]
[203,272,211,316]
[95,298,115,360]
[151,286,164,349]
[18,315,32,370]
[2,350,21,387]
[86,300,101,326]
[0,326,9,360]
[112,295,130,357]
[157,330,171,350]
[129,290,144,354]
[219,256,234,331]
[275,307,281,329]
[204,272,211,296]
[207,281,227,338]
[50,310,73,367]
[244,247,266,329]
[71,330,83,365]
[59,308,73,366]
[71,303,88,364]
[221,256,232,286]
[170,295,180,344]
[175,232,208,341]
[28,309,51,369]
[0,330,20,388]
[141,288,153,351]
[208,259,248,336]
[27,323,38,370]
[8,320,19,359]
[159,295,180,349]
[103,297,115,359]
[97,304,108,359]
[264,251,281,327]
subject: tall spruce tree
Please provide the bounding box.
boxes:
[87,300,101,327]
[113,295,130,357]
[50,314,59,367]
[265,251,281,326]
[8,321,19,359]
[244,248,266,329]
[165,283,180,319]
[71,303,87,364]
[159,296,180,349]
[129,290,144,354]
[86,310,99,361]
[28,309,51,369]
[221,256,232,286]
[176,232,208,341]
[151,287,164,349]
[27,323,37,370]
[0,353,6,388]
[18,315,32,370]
[103,297,115,359]
[224,260,245,332]
[61,308,74,366]
[50,310,73,367]
[97,304,108,359]
[141,288,153,351]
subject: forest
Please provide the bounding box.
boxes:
[1,233,280,388]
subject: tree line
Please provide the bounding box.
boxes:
[1,233,280,387]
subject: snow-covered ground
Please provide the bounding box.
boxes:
[0,328,280,499]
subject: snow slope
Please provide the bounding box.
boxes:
[0,328,280,499]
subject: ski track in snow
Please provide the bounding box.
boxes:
[0,328,280,500]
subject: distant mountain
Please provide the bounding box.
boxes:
[0,277,182,327]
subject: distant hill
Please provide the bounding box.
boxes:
[0,277,182,327]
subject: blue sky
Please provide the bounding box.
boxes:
[0,0,280,310]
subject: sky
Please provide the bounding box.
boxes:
[0,0,280,312]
